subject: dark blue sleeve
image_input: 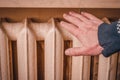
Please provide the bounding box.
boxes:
[98,20,120,57]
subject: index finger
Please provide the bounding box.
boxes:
[60,21,81,38]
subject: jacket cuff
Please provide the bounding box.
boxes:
[98,20,120,57]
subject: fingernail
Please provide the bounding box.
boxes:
[63,13,70,18]
[60,21,65,27]
[60,21,64,24]
[81,12,85,14]
[69,11,73,14]
[65,50,69,55]
[63,13,67,17]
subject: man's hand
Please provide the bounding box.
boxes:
[60,11,104,56]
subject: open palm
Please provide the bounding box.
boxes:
[60,11,104,56]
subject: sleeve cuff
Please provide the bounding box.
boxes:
[98,21,120,57]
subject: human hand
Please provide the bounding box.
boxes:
[60,11,104,56]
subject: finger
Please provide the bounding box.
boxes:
[63,13,85,29]
[65,45,103,56]
[69,11,89,23]
[60,21,81,37]
[81,12,100,21]
[65,47,88,56]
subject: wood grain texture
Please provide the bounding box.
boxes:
[0,0,120,8]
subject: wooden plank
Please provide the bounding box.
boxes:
[0,0,81,8]
[0,0,120,8]
[80,0,120,8]
[0,9,119,23]
[45,19,55,80]
[27,26,37,80]
[0,24,10,80]
[17,19,28,80]
[117,53,120,80]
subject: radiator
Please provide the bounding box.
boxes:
[0,16,120,80]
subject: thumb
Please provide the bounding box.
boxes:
[65,47,87,56]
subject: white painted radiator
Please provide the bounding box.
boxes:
[0,18,119,80]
